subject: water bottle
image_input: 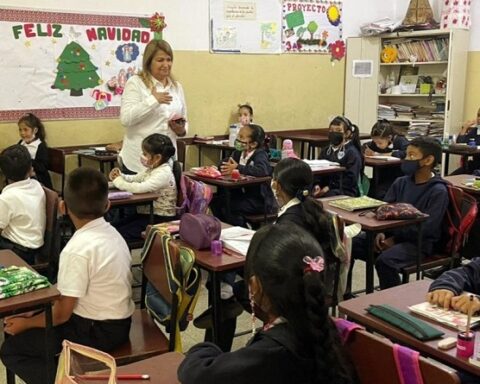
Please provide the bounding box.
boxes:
[229,124,239,147]
[469,138,476,147]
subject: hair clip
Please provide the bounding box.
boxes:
[303,256,324,274]
[302,189,309,197]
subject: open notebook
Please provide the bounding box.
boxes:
[365,155,399,161]
[220,226,255,256]
[409,302,480,331]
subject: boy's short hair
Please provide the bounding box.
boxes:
[64,168,108,220]
[0,145,32,182]
[409,137,442,167]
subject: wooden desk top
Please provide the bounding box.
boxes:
[364,157,402,167]
[339,280,480,376]
[82,352,184,384]
[443,146,480,156]
[311,166,346,176]
[184,171,271,188]
[77,153,118,162]
[109,192,161,207]
[194,141,234,150]
[50,143,111,155]
[443,174,480,196]
[321,197,428,232]
[0,250,60,315]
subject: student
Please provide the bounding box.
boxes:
[349,137,449,290]
[363,119,408,159]
[314,116,363,197]
[363,119,408,199]
[428,259,480,384]
[212,123,274,227]
[0,168,135,384]
[109,133,179,241]
[451,107,480,174]
[17,113,53,189]
[178,224,355,384]
[238,103,253,126]
[0,145,46,264]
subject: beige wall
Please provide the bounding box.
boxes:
[464,51,480,124]
[0,51,345,172]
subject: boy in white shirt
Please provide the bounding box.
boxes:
[0,144,46,264]
[0,168,135,384]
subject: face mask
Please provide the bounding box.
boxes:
[235,139,248,152]
[140,155,150,168]
[328,132,344,146]
[401,159,421,176]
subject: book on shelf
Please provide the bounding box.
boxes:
[409,301,480,331]
[383,37,449,63]
[399,75,419,94]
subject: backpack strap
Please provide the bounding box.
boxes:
[334,318,363,344]
[392,344,424,384]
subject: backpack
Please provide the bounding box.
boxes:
[141,227,201,352]
[177,174,213,216]
[437,184,478,255]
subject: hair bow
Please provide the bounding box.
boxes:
[303,256,325,274]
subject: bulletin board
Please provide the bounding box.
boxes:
[209,0,282,54]
[0,8,155,121]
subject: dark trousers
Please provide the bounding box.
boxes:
[115,214,174,241]
[0,236,39,265]
[0,313,131,384]
[210,192,265,227]
[350,233,427,290]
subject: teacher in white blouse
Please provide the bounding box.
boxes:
[119,39,188,173]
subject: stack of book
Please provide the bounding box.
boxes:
[406,120,431,140]
[383,37,449,63]
[378,104,396,119]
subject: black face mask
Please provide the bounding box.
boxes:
[329,131,344,146]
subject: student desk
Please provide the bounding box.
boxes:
[82,352,184,384]
[109,191,161,224]
[77,152,118,173]
[364,157,402,195]
[194,140,234,166]
[338,279,480,377]
[310,166,346,194]
[0,250,61,384]
[443,174,480,197]
[184,171,271,219]
[274,130,329,159]
[442,145,480,176]
[321,197,428,294]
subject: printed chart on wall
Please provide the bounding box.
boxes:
[282,1,343,54]
[209,0,282,54]
[0,8,159,121]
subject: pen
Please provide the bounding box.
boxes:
[78,374,150,380]
[466,294,474,335]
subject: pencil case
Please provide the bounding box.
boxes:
[107,191,133,200]
[366,304,444,341]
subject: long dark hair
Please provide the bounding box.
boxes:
[273,158,329,246]
[245,124,266,151]
[330,116,361,154]
[18,113,47,142]
[245,225,354,384]
[371,119,393,138]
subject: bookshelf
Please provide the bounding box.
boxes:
[345,29,469,144]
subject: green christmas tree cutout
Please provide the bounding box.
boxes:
[52,41,100,96]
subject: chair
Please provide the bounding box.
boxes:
[400,185,478,283]
[47,147,66,196]
[32,187,61,280]
[345,329,460,384]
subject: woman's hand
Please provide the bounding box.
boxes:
[427,289,455,310]
[151,88,172,105]
[460,119,477,135]
[312,185,329,198]
[220,157,238,175]
[169,119,186,137]
[364,147,375,157]
[4,316,30,336]
[451,294,480,314]
[109,168,121,181]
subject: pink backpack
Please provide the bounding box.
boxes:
[177,175,213,216]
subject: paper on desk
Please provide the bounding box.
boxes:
[91,146,106,151]
[303,159,340,168]
[220,226,255,256]
[366,155,399,161]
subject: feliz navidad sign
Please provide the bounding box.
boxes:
[0,9,166,120]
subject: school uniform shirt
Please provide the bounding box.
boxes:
[178,323,315,384]
[18,139,53,189]
[57,217,135,321]
[363,135,409,159]
[112,162,177,217]
[0,178,46,249]
[429,258,480,296]
[119,75,188,173]
[319,145,362,197]
[384,174,449,254]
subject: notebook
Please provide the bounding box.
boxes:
[365,155,399,161]
[220,226,255,256]
[328,196,386,212]
[409,302,480,331]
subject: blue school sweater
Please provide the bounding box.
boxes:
[429,258,480,296]
[384,174,449,253]
[363,135,409,159]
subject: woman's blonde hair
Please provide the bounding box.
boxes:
[138,39,176,89]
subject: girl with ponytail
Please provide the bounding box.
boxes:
[178,224,355,384]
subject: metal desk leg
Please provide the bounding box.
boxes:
[339,172,344,194]
[225,189,232,220]
[100,162,105,174]
[416,223,424,281]
[6,368,14,384]
[373,168,379,196]
[211,271,222,345]
[77,154,82,168]
[444,152,450,176]
[45,302,54,384]
[300,141,305,159]
[198,146,202,167]
[365,231,375,294]
[149,202,154,224]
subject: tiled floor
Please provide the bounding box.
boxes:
[0,251,375,383]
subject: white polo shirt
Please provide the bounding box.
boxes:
[119,75,188,173]
[0,178,46,249]
[20,138,41,159]
[57,217,135,320]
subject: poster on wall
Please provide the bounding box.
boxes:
[0,8,159,121]
[209,0,282,54]
[282,0,343,54]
